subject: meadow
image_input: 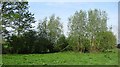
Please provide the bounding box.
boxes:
[2,49,118,65]
[1,2,119,67]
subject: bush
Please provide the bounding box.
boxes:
[96,31,116,52]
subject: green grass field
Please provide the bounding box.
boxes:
[2,49,118,65]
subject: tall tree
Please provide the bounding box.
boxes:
[47,15,63,45]
[36,17,54,53]
[68,10,87,52]
[1,2,35,40]
[1,2,35,54]
[87,9,108,51]
[37,15,63,52]
[37,17,48,39]
[68,9,114,52]
[0,3,1,34]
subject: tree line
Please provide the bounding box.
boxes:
[1,2,116,54]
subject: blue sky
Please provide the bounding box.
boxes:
[28,2,118,41]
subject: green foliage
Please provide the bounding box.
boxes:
[33,36,54,53]
[81,38,90,53]
[96,31,116,52]
[1,2,35,39]
[21,30,37,53]
[1,2,36,54]
[47,15,63,44]
[54,34,68,52]
[68,9,116,52]
[37,15,64,52]
[2,42,12,54]
[68,10,88,52]
[7,35,24,53]
[2,30,54,54]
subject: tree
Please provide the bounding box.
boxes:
[36,17,54,53]
[1,2,35,39]
[46,15,63,52]
[8,34,24,53]
[68,10,87,52]
[22,30,37,53]
[47,15,63,45]
[87,9,108,52]
[68,9,115,52]
[37,15,63,53]
[4,30,37,54]
[0,3,2,45]
[1,2,35,53]
[54,34,68,52]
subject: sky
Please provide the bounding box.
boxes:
[28,0,119,2]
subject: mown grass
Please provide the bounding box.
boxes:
[2,49,118,65]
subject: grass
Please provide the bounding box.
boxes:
[2,49,118,65]
[0,55,2,66]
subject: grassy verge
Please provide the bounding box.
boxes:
[2,49,118,65]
